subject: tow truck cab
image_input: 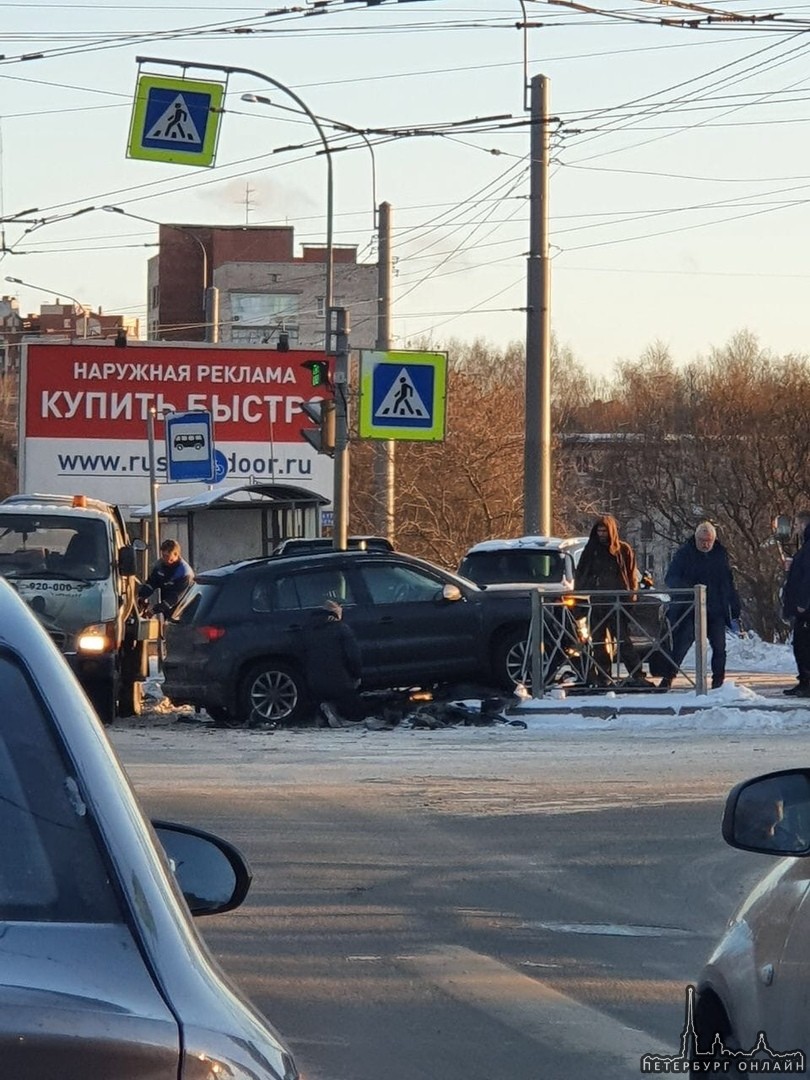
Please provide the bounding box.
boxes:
[0,493,157,723]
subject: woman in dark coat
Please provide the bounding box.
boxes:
[574,515,647,685]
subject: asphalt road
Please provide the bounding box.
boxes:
[113,720,810,1080]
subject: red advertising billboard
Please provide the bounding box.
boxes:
[20,340,332,507]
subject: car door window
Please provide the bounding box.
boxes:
[359,564,445,604]
[0,652,121,923]
[253,568,356,612]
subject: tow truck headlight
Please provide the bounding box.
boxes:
[77,622,115,653]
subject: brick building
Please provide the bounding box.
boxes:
[147,224,378,349]
[0,296,139,373]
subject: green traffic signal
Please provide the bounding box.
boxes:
[302,359,329,387]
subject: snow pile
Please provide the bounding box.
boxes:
[726,631,794,674]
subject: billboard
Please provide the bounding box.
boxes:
[19,341,333,507]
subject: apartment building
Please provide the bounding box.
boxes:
[147,224,378,349]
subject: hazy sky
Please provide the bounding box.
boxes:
[2,0,809,374]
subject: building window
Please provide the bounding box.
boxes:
[150,284,159,308]
[315,297,344,317]
[231,292,299,344]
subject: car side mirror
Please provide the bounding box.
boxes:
[722,769,810,856]
[442,583,463,602]
[772,515,793,544]
[153,820,253,916]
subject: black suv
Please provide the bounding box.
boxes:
[273,536,393,557]
[163,550,536,726]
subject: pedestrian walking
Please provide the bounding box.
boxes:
[782,519,810,697]
[574,514,650,685]
[660,522,740,691]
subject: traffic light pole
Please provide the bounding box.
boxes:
[373,201,395,544]
[330,307,350,551]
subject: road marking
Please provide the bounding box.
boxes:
[523,920,693,938]
[397,945,672,1063]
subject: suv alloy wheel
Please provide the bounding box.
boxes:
[239,660,309,726]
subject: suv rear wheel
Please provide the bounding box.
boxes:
[239,661,309,727]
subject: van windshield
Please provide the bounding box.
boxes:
[0,515,110,580]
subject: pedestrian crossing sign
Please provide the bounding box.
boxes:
[358,350,447,441]
[127,74,225,167]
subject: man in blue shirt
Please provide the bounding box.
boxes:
[138,539,194,617]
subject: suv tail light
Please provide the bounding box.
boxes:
[197,626,226,643]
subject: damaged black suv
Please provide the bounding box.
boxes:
[163,550,537,727]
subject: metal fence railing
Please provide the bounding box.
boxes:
[525,585,709,697]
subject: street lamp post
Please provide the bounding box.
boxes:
[240,93,377,230]
[135,57,347,544]
[137,57,333,356]
[5,275,92,338]
[100,206,218,343]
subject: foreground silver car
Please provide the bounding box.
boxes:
[693,768,810,1061]
[0,578,299,1079]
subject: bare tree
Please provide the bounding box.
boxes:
[570,333,810,638]
[350,336,595,567]
[0,374,17,497]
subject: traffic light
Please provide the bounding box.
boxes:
[300,398,336,456]
[302,358,330,387]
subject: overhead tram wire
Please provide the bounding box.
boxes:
[562,31,810,143]
[27,106,522,221]
[564,28,806,126]
[559,195,810,253]
[394,168,530,303]
[557,46,810,165]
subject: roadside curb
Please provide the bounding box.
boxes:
[509,698,809,719]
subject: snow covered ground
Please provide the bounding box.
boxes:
[131,631,808,744]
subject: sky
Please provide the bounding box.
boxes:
[2,0,810,375]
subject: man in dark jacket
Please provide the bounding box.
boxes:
[575,514,650,685]
[661,521,740,691]
[782,521,810,696]
[306,600,363,727]
[138,538,194,617]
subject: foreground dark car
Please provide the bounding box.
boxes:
[692,769,810,1062]
[0,578,299,1080]
[163,549,538,726]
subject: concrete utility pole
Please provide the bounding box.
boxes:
[523,74,552,536]
[330,307,351,551]
[373,202,395,544]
